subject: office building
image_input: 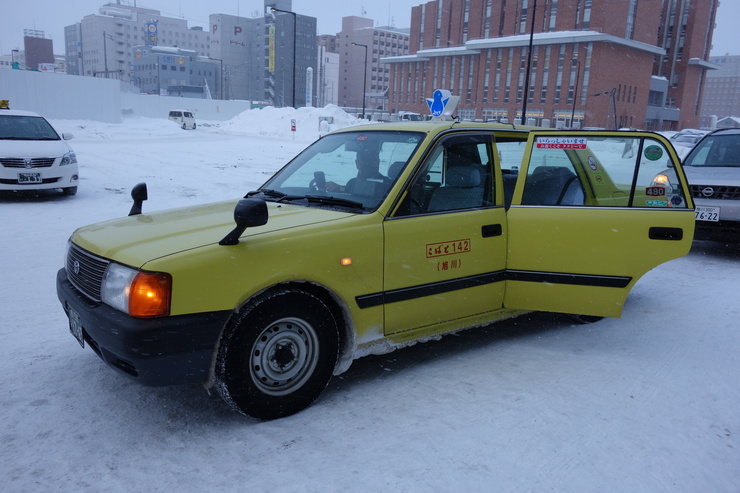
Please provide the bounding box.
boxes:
[337,16,410,114]
[701,55,740,123]
[384,0,718,130]
[65,3,211,81]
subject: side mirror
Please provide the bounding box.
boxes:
[219,198,269,245]
[128,182,148,216]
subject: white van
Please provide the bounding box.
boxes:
[168,110,196,130]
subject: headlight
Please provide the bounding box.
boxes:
[652,173,670,185]
[651,171,674,194]
[60,151,77,166]
[101,263,171,318]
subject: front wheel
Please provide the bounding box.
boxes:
[215,290,339,420]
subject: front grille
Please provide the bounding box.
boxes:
[690,184,740,201]
[66,243,110,302]
[0,158,56,168]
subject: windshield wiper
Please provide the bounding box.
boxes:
[303,195,365,209]
[247,189,364,210]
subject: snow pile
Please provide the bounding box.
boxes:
[217,104,364,141]
[57,117,188,140]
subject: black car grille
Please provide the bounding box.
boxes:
[66,243,110,302]
[0,157,55,168]
[689,184,740,201]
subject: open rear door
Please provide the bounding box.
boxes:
[503,131,695,318]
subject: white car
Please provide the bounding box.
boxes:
[168,110,196,130]
[0,104,79,196]
[681,128,740,242]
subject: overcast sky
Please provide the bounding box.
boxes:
[3,0,738,57]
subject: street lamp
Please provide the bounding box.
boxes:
[570,58,581,128]
[210,57,224,100]
[593,88,618,130]
[521,0,538,125]
[351,42,368,119]
[271,7,297,108]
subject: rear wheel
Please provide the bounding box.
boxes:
[215,290,339,420]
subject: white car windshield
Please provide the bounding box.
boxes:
[0,115,60,140]
[684,134,740,167]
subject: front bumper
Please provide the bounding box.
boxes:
[57,268,233,386]
[0,166,78,191]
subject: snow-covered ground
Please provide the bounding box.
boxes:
[1,107,738,492]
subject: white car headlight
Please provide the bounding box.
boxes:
[60,151,77,166]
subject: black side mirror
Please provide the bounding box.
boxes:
[128,182,148,216]
[219,198,269,245]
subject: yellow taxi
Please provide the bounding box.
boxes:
[57,119,694,420]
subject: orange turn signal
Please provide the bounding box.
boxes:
[129,271,172,318]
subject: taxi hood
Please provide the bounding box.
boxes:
[70,200,355,268]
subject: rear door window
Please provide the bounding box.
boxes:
[520,134,688,209]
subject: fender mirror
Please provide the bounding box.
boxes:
[128,182,148,216]
[219,198,269,245]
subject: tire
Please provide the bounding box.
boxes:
[192,123,197,129]
[215,290,339,420]
[182,123,187,130]
[62,186,78,196]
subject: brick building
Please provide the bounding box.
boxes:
[383,0,718,130]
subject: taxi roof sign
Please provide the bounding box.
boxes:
[426,90,459,121]
[0,100,9,110]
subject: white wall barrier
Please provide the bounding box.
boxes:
[1,69,251,123]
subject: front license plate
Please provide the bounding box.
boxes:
[695,206,720,222]
[18,172,42,184]
[68,307,85,348]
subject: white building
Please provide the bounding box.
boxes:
[64,3,211,82]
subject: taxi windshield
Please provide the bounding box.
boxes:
[0,115,60,141]
[257,130,424,212]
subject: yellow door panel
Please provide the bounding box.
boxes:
[504,131,695,318]
[383,208,507,334]
[504,207,694,317]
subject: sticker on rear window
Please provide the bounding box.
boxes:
[535,137,587,149]
[644,145,663,161]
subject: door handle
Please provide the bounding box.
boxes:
[482,224,502,237]
[649,227,683,241]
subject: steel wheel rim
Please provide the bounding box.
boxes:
[250,317,319,396]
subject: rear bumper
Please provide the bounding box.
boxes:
[56,268,232,386]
